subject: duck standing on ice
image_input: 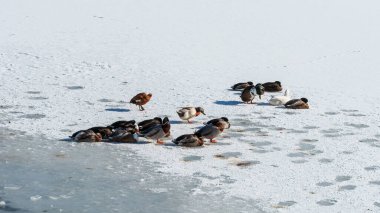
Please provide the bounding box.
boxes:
[195,121,226,143]
[130,92,152,111]
[138,117,171,144]
[263,81,282,92]
[269,89,291,106]
[177,107,206,123]
[231,81,254,90]
[284,98,309,109]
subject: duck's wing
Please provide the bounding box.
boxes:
[138,119,154,127]
[205,118,219,125]
[284,99,299,106]
[140,124,161,137]
[195,125,215,137]
[130,93,145,103]
[173,134,191,144]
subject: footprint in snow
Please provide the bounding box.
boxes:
[319,158,334,164]
[234,160,260,167]
[346,113,366,117]
[341,109,359,113]
[369,181,380,185]
[335,176,352,182]
[19,114,46,119]
[325,111,340,115]
[182,155,202,162]
[98,98,114,103]
[277,201,297,207]
[303,125,319,130]
[297,143,315,151]
[28,96,48,100]
[26,91,41,94]
[317,199,337,206]
[364,166,380,171]
[291,159,308,164]
[344,122,370,129]
[66,86,84,90]
[214,152,242,159]
[338,185,357,191]
[316,182,334,187]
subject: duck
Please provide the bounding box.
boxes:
[263,81,282,92]
[255,83,265,99]
[284,98,309,109]
[71,130,102,142]
[109,130,139,143]
[240,85,255,104]
[87,126,113,139]
[172,134,204,147]
[194,122,225,143]
[231,81,254,90]
[176,107,206,123]
[138,117,171,144]
[268,89,291,106]
[130,93,152,111]
[205,117,231,129]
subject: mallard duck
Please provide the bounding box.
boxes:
[130,93,152,111]
[205,117,230,129]
[71,130,102,142]
[88,126,113,139]
[255,83,265,99]
[269,89,291,106]
[176,107,205,123]
[138,117,171,144]
[172,134,204,147]
[109,130,139,143]
[263,81,282,92]
[231,81,254,90]
[195,122,225,143]
[240,85,255,104]
[284,98,309,109]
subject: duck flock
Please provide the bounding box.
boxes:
[70,81,309,147]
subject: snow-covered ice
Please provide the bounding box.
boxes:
[1,0,380,212]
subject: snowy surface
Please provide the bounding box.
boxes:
[1,0,380,212]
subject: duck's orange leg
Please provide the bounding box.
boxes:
[210,139,217,143]
[156,140,164,144]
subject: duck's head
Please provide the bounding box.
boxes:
[301,98,308,103]
[195,107,206,116]
[247,81,254,86]
[220,117,231,129]
[162,117,171,135]
[163,117,169,124]
[146,93,153,99]
[275,81,281,86]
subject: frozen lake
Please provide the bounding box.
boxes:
[0,128,264,213]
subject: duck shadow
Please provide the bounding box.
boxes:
[170,120,185,124]
[214,100,241,106]
[105,108,130,112]
[256,102,271,106]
